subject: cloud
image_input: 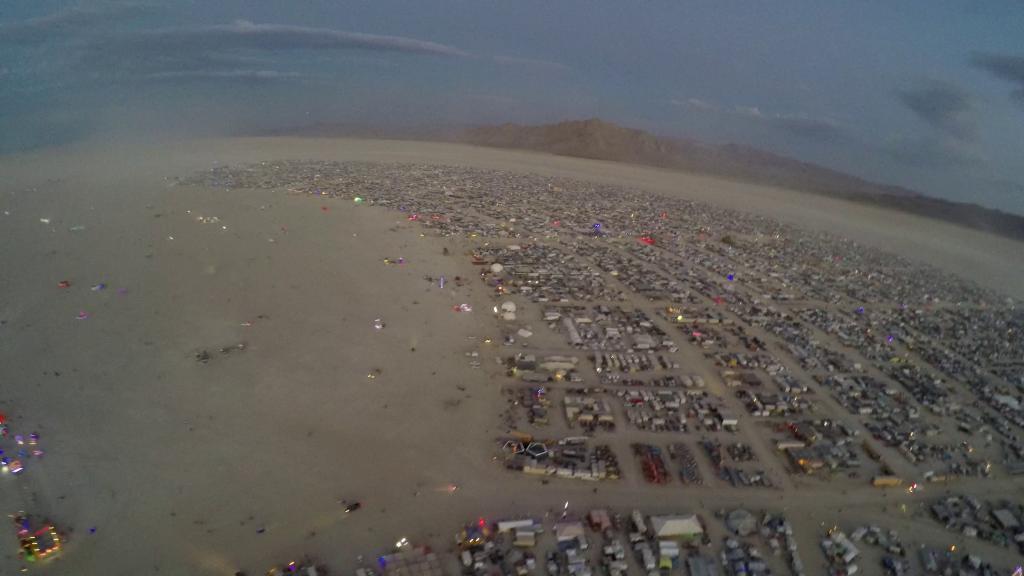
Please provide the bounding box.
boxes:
[671,98,717,111]
[731,105,846,140]
[0,3,153,45]
[98,51,278,76]
[674,97,846,142]
[770,114,846,141]
[734,105,764,118]
[491,55,569,72]
[971,52,1024,105]
[143,69,303,82]
[897,80,976,141]
[882,134,984,168]
[101,20,470,58]
[72,20,472,84]
[65,20,476,87]
[73,20,566,89]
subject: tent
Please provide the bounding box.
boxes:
[554,521,585,542]
[649,515,703,540]
[725,509,756,536]
[525,442,549,458]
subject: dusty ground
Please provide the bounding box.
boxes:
[0,138,1021,574]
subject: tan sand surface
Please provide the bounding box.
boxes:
[0,138,1020,574]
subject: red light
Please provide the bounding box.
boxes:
[478,517,486,528]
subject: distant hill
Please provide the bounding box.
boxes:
[460,119,1024,240]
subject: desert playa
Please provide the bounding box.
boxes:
[0,138,1022,574]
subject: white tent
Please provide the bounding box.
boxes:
[554,521,585,542]
[649,515,703,539]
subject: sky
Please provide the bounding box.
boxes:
[2,1,1023,213]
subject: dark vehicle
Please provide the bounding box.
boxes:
[344,502,362,513]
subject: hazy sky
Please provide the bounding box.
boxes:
[2,1,1023,213]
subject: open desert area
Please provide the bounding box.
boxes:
[1,137,1023,575]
